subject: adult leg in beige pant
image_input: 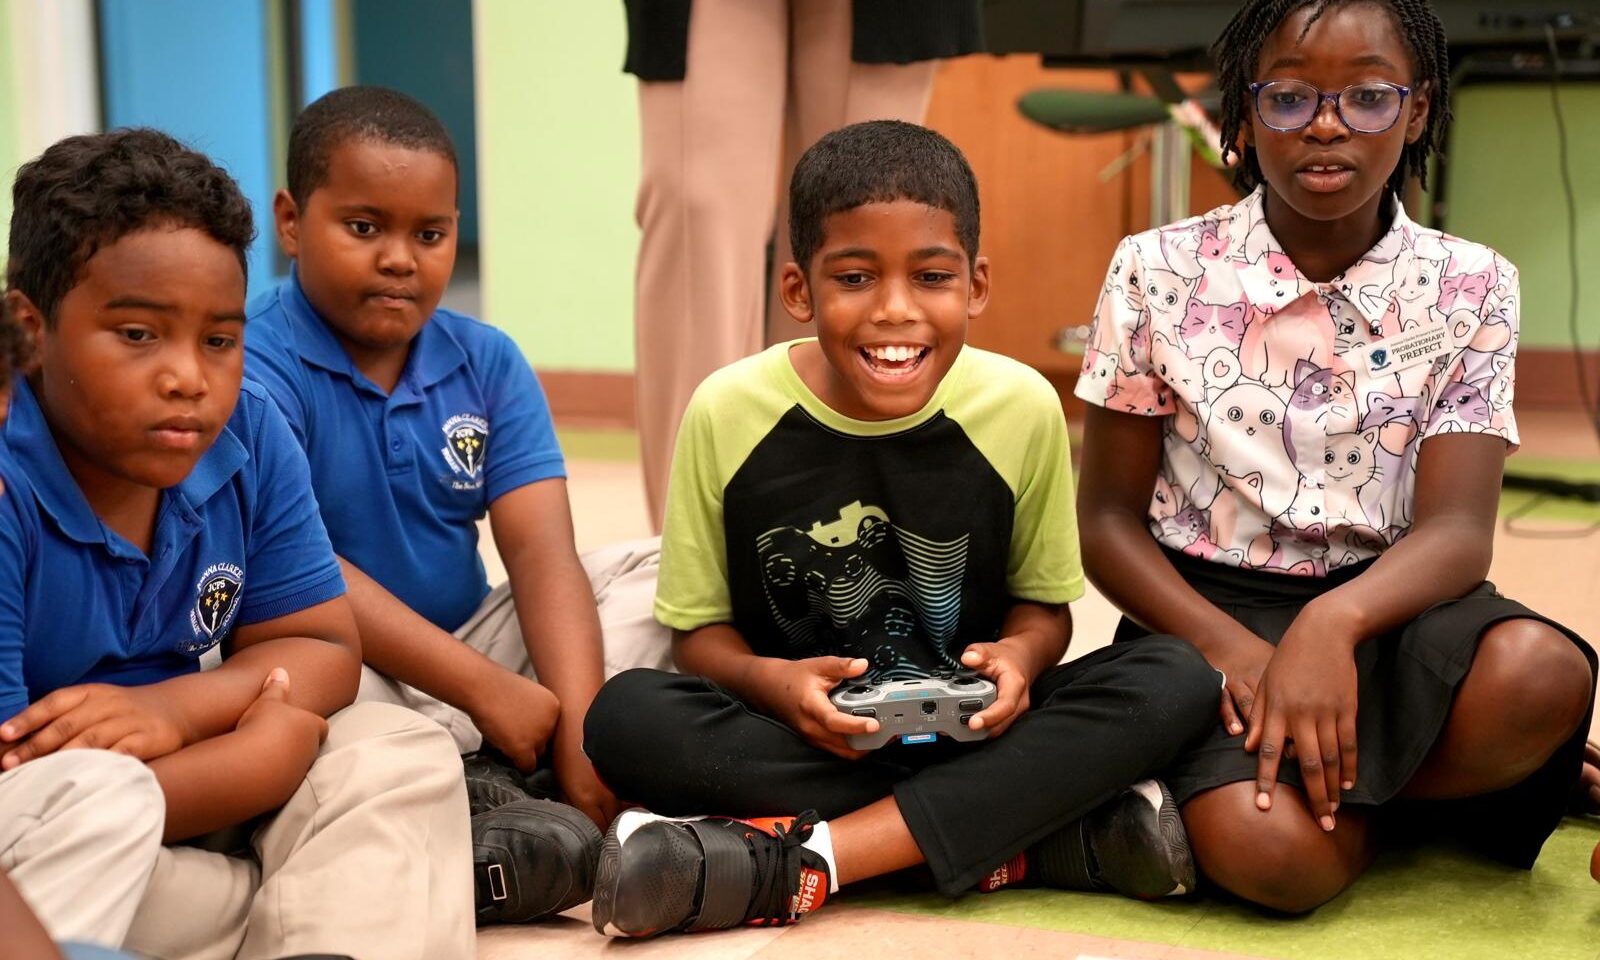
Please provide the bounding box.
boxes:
[123,702,473,960]
[764,1,938,346]
[355,537,670,755]
[0,750,165,947]
[634,0,938,530]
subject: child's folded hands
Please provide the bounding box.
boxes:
[0,681,190,770]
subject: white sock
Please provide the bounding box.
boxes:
[802,819,841,893]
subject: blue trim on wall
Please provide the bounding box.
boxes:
[97,0,278,294]
[298,0,338,106]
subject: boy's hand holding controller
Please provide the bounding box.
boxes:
[748,655,880,760]
[958,639,1038,737]
[466,666,561,772]
[0,682,191,770]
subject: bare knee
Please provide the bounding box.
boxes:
[1183,783,1371,914]
[1473,620,1592,749]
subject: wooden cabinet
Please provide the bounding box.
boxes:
[921,55,1237,413]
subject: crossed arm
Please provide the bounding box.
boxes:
[0,598,360,841]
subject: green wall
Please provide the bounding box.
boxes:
[1444,83,1600,350]
[475,0,638,373]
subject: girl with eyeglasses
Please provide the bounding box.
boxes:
[1073,0,1598,911]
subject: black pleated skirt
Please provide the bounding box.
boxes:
[1114,549,1596,868]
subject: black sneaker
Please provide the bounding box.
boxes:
[1029,779,1194,900]
[463,750,532,816]
[592,810,830,938]
[472,798,603,924]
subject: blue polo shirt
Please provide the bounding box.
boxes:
[0,379,346,723]
[244,274,566,632]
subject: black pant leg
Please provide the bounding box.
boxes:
[892,637,1221,896]
[583,668,912,819]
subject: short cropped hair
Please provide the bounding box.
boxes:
[286,85,458,206]
[4,128,255,324]
[788,120,981,271]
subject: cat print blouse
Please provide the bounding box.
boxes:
[1077,186,1519,576]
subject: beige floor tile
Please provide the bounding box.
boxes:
[475,457,655,586]
[566,458,654,553]
[1487,520,1600,740]
[477,903,785,960]
[1512,409,1599,460]
[745,906,1266,960]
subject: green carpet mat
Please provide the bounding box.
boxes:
[1500,457,1600,525]
[850,819,1600,960]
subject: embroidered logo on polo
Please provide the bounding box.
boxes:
[440,413,490,485]
[185,562,244,653]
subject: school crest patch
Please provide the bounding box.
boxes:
[185,562,244,653]
[441,413,490,481]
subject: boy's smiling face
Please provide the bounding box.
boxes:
[780,199,988,421]
[275,138,458,369]
[17,225,246,496]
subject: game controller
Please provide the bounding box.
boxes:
[829,672,997,749]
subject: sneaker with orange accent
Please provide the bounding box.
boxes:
[977,852,1029,893]
[977,780,1194,900]
[591,810,830,938]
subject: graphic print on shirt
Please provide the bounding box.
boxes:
[186,562,244,653]
[441,413,489,489]
[1179,296,1251,355]
[1283,359,1357,467]
[756,501,969,680]
[1077,188,1519,575]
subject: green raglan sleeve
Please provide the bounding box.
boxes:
[1005,373,1086,604]
[654,384,734,631]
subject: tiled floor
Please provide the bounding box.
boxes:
[475,408,1600,960]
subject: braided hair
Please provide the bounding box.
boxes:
[1212,0,1451,195]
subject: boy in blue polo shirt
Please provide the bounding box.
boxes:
[0,215,144,960]
[245,86,664,923]
[0,129,473,958]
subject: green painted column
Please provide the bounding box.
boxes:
[473,0,639,372]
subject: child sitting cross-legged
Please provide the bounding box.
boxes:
[582,120,1225,939]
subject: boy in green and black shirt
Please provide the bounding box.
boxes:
[583,121,1222,938]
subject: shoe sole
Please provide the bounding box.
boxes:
[1133,779,1195,898]
[593,810,701,938]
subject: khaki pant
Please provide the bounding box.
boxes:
[122,702,474,960]
[357,537,671,754]
[634,0,938,528]
[0,750,166,947]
